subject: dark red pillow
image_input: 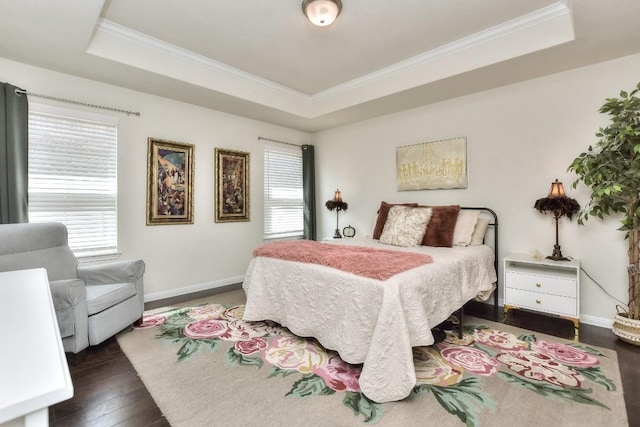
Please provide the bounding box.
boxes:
[372,201,418,239]
[421,205,461,247]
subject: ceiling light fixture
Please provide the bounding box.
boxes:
[302,0,342,27]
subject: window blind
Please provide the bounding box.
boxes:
[28,105,118,257]
[263,141,303,240]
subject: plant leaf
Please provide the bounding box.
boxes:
[498,371,611,410]
[176,339,202,362]
[575,366,617,391]
[342,392,384,424]
[268,366,297,378]
[286,375,334,398]
[418,378,495,427]
[226,348,263,368]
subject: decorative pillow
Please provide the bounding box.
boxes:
[379,206,433,247]
[372,201,418,239]
[421,205,461,247]
[470,218,491,246]
[452,210,480,246]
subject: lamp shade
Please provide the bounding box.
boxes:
[302,0,342,26]
[547,179,566,198]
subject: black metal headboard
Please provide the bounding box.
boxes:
[461,207,499,308]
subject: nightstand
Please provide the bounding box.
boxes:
[503,253,580,337]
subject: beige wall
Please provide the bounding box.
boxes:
[0,57,310,300]
[312,52,640,326]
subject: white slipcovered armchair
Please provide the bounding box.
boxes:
[0,222,145,354]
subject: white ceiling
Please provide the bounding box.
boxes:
[1,0,639,132]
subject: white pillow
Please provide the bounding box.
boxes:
[452,210,479,246]
[470,218,491,246]
[379,206,433,247]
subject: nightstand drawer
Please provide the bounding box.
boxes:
[505,288,578,317]
[505,271,577,298]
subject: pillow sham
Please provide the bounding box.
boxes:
[421,205,461,247]
[372,201,418,239]
[379,206,433,247]
[470,218,491,246]
[452,209,479,246]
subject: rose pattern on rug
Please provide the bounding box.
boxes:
[136,304,617,426]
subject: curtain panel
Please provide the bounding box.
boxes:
[302,144,316,240]
[0,82,29,224]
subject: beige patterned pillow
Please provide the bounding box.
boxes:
[379,206,433,247]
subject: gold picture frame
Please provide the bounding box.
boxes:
[396,137,467,190]
[146,137,195,225]
[215,148,250,222]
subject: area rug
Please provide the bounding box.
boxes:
[117,293,628,426]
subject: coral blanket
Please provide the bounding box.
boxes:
[253,240,433,281]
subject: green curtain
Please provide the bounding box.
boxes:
[0,82,29,224]
[302,144,316,240]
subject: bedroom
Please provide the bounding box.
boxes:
[1,0,639,425]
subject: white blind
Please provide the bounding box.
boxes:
[264,141,303,240]
[28,105,118,257]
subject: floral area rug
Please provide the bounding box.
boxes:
[117,298,628,427]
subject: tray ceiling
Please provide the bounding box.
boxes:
[1,0,639,131]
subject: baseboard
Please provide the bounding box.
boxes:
[579,313,613,329]
[144,275,245,302]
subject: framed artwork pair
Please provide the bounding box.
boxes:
[146,137,250,225]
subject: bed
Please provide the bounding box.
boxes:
[242,205,498,403]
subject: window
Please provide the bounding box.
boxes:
[28,104,118,257]
[263,141,303,240]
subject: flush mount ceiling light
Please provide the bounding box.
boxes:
[302,0,342,27]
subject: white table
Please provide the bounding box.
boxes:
[0,269,74,427]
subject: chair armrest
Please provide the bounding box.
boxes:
[50,279,86,307]
[49,279,87,340]
[77,259,145,285]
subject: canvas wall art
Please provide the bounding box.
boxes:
[396,137,467,190]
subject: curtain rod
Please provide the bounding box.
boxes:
[258,136,302,147]
[14,88,141,117]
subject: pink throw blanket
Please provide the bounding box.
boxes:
[253,240,433,281]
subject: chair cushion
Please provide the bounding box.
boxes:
[85,282,137,316]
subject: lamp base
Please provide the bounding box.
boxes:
[333,229,342,239]
[546,244,570,261]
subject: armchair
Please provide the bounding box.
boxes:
[0,222,145,354]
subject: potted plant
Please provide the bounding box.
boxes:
[568,81,640,345]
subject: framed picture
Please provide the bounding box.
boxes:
[396,137,467,190]
[215,148,250,222]
[146,137,195,225]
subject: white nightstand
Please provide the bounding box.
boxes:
[503,253,580,336]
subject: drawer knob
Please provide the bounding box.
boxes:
[536,299,541,304]
[536,282,542,288]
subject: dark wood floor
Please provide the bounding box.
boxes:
[50,289,640,427]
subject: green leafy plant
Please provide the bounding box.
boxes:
[568,82,640,320]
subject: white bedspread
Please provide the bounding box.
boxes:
[242,238,497,403]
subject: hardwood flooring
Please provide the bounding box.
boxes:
[50,288,640,426]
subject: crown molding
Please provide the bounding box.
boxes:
[88,1,573,119]
[93,18,310,102]
[313,1,573,101]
